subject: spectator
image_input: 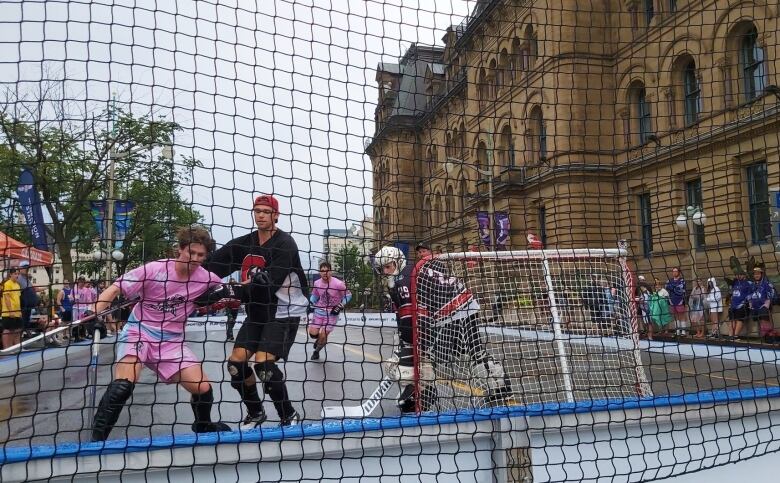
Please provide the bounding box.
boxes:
[17,261,40,334]
[636,275,653,337]
[688,279,706,338]
[748,266,776,343]
[727,269,751,340]
[1,268,23,351]
[56,280,76,341]
[647,277,672,340]
[705,277,723,338]
[666,267,688,337]
[73,277,97,338]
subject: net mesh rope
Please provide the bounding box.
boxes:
[0,0,777,481]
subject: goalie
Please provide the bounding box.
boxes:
[376,246,511,413]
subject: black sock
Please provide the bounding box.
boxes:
[190,387,214,424]
[240,382,264,417]
[265,366,294,419]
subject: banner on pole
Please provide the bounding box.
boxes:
[16,169,49,251]
[90,201,107,241]
[494,212,510,250]
[476,211,491,248]
[113,200,136,248]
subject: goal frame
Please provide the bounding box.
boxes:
[409,248,649,412]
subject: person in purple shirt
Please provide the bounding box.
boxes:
[307,261,352,361]
[727,270,752,339]
[666,267,688,336]
[748,266,776,340]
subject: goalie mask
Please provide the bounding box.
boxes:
[376,246,406,280]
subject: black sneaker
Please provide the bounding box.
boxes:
[280,411,301,427]
[239,410,267,430]
[226,333,234,342]
[310,349,320,361]
[192,421,231,433]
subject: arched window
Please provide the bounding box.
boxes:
[445,185,454,219]
[498,49,511,91]
[511,37,522,78]
[499,125,514,168]
[682,60,701,125]
[433,191,442,225]
[459,177,469,211]
[523,25,538,69]
[423,195,431,227]
[458,121,467,159]
[527,107,546,162]
[629,81,652,145]
[476,141,488,172]
[490,58,500,95]
[478,67,490,107]
[644,0,654,26]
[740,25,766,102]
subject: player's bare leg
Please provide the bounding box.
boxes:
[174,364,230,433]
[91,356,143,441]
[228,346,267,429]
[254,350,300,426]
[308,327,328,360]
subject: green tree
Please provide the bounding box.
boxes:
[333,244,375,308]
[0,86,202,281]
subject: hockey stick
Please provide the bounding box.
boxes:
[87,327,102,424]
[0,297,138,354]
[321,376,395,418]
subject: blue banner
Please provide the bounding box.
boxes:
[477,211,491,248]
[90,201,107,240]
[494,211,510,250]
[16,169,48,250]
[113,200,136,248]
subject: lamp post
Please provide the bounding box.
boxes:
[101,143,175,281]
[675,205,707,281]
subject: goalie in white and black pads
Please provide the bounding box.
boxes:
[376,246,511,413]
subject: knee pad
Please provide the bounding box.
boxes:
[227,360,252,388]
[105,378,135,404]
[254,360,281,385]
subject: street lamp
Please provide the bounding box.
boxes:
[102,142,175,281]
[675,205,707,280]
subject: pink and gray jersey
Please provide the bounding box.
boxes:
[309,277,351,318]
[114,259,222,340]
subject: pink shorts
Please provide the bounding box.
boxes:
[309,314,338,334]
[116,325,199,382]
[670,304,687,315]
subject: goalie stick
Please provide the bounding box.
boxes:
[321,376,396,418]
[0,297,139,354]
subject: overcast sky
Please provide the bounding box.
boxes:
[0,0,473,269]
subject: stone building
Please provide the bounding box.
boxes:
[366,0,779,280]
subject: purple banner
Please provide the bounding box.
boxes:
[476,211,491,248]
[494,212,510,250]
[17,169,49,250]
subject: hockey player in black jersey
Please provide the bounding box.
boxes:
[376,246,511,413]
[203,194,308,428]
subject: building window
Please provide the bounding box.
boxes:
[631,84,653,145]
[644,0,654,26]
[539,206,547,247]
[639,193,653,257]
[740,26,766,102]
[685,178,705,248]
[668,0,676,13]
[747,162,770,244]
[683,61,701,126]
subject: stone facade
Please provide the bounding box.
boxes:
[367,0,779,282]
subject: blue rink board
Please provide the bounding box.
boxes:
[2,385,779,465]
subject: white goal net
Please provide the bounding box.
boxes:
[410,249,652,412]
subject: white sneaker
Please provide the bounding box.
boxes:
[239,411,267,430]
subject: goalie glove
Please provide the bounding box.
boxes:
[194,283,237,307]
[330,303,345,316]
[382,345,415,383]
[82,310,107,339]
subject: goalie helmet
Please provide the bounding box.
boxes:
[375,246,406,277]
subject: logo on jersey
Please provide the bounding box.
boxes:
[143,295,186,315]
[241,254,267,282]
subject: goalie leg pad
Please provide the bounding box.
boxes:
[91,378,135,442]
[255,360,295,420]
[190,385,215,426]
[227,360,252,388]
[473,357,508,391]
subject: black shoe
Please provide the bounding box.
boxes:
[310,349,320,361]
[226,333,234,341]
[239,410,267,430]
[192,421,231,433]
[280,411,301,427]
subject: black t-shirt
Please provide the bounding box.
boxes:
[203,229,309,322]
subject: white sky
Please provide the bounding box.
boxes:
[0,0,474,269]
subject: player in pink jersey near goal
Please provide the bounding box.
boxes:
[307,261,352,361]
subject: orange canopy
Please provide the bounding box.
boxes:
[0,231,54,266]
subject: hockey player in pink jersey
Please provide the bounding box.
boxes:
[308,261,352,360]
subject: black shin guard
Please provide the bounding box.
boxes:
[91,379,134,442]
[190,386,215,425]
[228,360,264,417]
[256,361,294,420]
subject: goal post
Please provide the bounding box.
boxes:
[410,248,652,412]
